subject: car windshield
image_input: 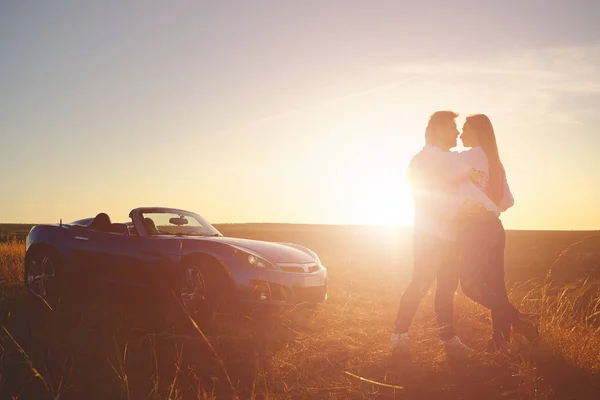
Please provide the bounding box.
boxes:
[140,211,222,237]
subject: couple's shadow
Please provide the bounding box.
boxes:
[382,344,514,399]
[383,337,600,400]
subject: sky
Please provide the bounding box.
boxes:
[1,0,600,230]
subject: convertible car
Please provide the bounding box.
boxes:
[24,207,327,315]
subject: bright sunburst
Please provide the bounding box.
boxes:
[333,162,414,226]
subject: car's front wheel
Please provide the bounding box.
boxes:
[179,263,211,319]
[176,258,234,322]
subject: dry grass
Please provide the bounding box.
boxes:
[0,226,599,399]
[0,240,24,286]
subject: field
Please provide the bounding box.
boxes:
[1,224,600,399]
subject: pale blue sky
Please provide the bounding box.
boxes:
[1,1,600,229]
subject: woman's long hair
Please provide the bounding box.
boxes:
[464,114,505,206]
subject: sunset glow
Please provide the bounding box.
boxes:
[1,2,600,230]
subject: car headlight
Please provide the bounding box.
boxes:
[232,247,275,269]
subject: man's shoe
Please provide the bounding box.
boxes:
[390,332,410,355]
[441,336,474,354]
[487,338,509,355]
[512,313,540,342]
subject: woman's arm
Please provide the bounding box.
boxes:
[415,148,473,182]
[498,173,515,212]
[434,150,475,182]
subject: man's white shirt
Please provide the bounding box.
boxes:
[407,145,514,241]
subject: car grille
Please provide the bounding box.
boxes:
[278,263,319,273]
[280,265,319,273]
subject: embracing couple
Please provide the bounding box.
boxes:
[391,111,538,355]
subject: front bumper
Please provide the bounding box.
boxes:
[231,263,328,305]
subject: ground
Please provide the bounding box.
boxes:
[1,224,599,399]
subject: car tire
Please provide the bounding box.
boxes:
[23,247,62,311]
[175,257,235,324]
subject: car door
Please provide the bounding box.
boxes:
[69,226,182,292]
[78,229,130,289]
[122,236,183,291]
[90,231,183,292]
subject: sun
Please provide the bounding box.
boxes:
[332,163,414,226]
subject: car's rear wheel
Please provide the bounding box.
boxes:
[24,248,61,309]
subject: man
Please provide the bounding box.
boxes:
[391,111,473,354]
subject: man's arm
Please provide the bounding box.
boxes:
[406,153,427,187]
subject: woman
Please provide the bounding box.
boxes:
[455,114,538,352]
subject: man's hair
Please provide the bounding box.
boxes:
[425,111,459,144]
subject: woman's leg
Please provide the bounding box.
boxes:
[486,221,511,345]
[457,218,518,324]
[458,217,538,342]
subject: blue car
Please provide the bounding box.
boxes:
[24,207,328,315]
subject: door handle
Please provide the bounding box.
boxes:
[74,236,89,241]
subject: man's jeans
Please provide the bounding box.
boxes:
[394,233,459,340]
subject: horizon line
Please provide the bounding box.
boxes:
[0,221,597,233]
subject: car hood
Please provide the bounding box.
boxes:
[209,237,315,263]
